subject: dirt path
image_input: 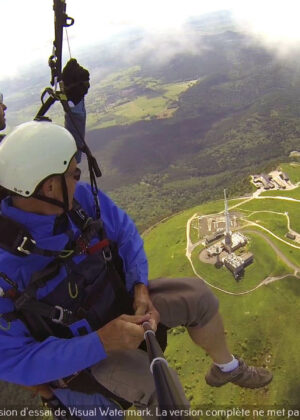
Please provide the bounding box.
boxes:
[240,219,300,250]
[242,229,300,274]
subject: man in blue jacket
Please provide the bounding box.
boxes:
[0,92,272,419]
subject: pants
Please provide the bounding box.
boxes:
[91,277,219,419]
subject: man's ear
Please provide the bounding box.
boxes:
[39,177,56,196]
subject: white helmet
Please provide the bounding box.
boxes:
[0,121,77,197]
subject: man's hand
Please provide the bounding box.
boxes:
[133,283,160,332]
[62,58,90,104]
[97,313,151,352]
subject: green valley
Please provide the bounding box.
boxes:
[87,67,199,129]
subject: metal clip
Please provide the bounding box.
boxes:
[52,306,65,324]
[17,237,36,255]
[102,248,112,262]
[52,306,73,325]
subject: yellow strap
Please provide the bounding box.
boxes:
[59,249,74,259]
[68,281,78,299]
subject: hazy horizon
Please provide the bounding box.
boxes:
[2,0,300,82]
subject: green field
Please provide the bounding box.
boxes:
[97,65,142,90]
[245,225,300,268]
[144,186,300,413]
[245,212,289,239]
[229,194,300,268]
[90,79,198,129]
[280,162,300,183]
[84,66,199,129]
[237,198,300,234]
[261,186,300,199]
[162,276,300,415]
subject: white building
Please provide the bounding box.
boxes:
[222,232,247,252]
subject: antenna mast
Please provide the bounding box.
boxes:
[224,189,232,252]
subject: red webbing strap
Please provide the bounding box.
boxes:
[87,239,109,255]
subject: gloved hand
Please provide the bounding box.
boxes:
[62,58,90,105]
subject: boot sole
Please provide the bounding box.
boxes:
[206,375,273,389]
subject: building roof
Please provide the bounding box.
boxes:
[241,252,254,262]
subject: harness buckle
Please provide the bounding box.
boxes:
[17,236,36,255]
[52,306,67,324]
[103,247,112,262]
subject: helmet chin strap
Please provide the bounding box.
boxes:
[33,175,69,212]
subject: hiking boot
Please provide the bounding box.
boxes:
[205,357,273,389]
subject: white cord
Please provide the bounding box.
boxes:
[65,27,72,58]
[144,328,155,340]
[150,357,169,374]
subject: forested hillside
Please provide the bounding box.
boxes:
[84,37,300,229]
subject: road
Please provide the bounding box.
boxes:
[240,219,300,250]
[242,229,300,275]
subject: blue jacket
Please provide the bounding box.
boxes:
[0,102,148,387]
[0,184,148,386]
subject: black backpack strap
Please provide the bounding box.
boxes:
[0,199,101,258]
[68,199,106,254]
[0,215,37,256]
[68,199,92,230]
[0,215,73,258]
[15,298,76,326]
[1,263,77,328]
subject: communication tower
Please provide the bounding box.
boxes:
[224,189,232,253]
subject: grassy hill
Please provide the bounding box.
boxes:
[143,162,300,415]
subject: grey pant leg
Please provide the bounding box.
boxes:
[91,349,189,420]
[148,277,219,328]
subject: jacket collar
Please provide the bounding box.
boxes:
[1,197,58,240]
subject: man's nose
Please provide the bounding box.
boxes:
[0,103,7,111]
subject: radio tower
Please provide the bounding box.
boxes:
[224,189,232,253]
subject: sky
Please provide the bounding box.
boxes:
[2,0,300,81]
